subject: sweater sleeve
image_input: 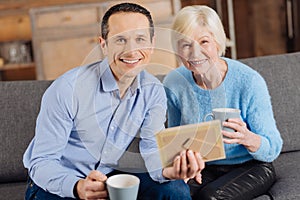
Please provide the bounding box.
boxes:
[245,73,283,162]
[163,83,181,128]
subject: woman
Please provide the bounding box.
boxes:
[163,5,283,200]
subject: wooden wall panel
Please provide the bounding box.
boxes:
[251,0,287,56]
[234,0,287,58]
[180,0,289,58]
[39,36,101,80]
[0,13,31,42]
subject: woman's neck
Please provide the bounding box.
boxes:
[193,58,227,90]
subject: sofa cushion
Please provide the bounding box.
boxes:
[0,182,27,200]
[0,80,52,183]
[270,151,300,200]
[240,52,300,153]
[118,137,147,173]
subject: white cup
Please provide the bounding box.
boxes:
[106,174,140,200]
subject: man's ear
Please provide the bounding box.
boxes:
[99,36,108,56]
[150,35,156,54]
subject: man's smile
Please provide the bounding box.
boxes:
[120,58,142,65]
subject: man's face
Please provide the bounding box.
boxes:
[100,12,154,80]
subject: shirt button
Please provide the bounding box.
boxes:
[110,126,115,130]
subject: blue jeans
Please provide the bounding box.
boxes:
[25,178,73,200]
[133,172,191,200]
[25,172,191,200]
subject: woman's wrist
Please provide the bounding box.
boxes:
[246,133,261,152]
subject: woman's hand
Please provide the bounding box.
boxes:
[222,118,261,152]
[76,170,108,200]
[162,150,205,184]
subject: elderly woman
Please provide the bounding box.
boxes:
[163,5,283,200]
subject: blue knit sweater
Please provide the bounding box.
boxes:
[163,57,283,165]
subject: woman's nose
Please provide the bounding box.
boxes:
[191,43,205,58]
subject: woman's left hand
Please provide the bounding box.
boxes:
[222,118,261,152]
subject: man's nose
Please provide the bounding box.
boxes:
[124,39,139,53]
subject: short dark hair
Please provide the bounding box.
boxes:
[101,2,154,40]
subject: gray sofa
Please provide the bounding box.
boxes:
[1,52,300,200]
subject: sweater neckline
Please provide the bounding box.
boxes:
[186,58,230,92]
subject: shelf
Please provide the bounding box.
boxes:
[0,62,35,71]
[0,62,36,81]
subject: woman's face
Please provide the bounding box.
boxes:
[177,25,220,75]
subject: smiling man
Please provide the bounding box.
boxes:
[23,3,204,200]
[99,9,154,98]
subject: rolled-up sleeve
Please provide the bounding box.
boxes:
[23,77,79,198]
[139,84,169,183]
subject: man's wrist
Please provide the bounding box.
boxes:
[162,167,171,180]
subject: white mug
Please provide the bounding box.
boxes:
[106,174,140,200]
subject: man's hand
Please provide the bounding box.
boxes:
[162,150,204,184]
[76,170,108,200]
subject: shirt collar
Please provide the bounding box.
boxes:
[100,58,141,95]
[129,75,140,96]
[100,58,118,92]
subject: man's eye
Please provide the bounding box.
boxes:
[200,40,208,45]
[136,37,146,43]
[116,38,126,44]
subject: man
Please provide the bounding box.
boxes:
[24,3,204,199]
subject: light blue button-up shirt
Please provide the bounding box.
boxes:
[23,58,167,198]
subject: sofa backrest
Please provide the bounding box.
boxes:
[0,80,52,183]
[240,52,300,153]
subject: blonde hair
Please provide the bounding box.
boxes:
[172,5,226,56]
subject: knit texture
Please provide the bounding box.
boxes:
[163,58,282,165]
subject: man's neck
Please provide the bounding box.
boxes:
[117,76,136,99]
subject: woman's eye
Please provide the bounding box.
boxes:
[182,43,191,49]
[200,40,209,45]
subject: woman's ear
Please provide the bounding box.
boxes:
[99,36,107,56]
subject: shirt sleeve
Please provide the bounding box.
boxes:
[23,77,79,198]
[246,73,283,162]
[138,84,169,183]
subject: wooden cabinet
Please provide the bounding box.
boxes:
[0,63,36,81]
[30,3,104,80]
